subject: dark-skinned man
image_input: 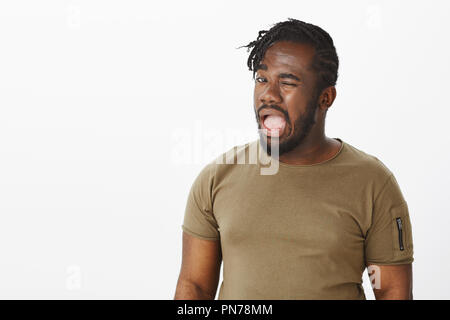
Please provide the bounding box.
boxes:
[174,18,413,300]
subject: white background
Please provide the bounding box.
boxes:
[0,0,449,299]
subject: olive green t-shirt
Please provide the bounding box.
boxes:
[181,138,414,300]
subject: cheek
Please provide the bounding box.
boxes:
[253,86,261,102]
[285,92,307,115]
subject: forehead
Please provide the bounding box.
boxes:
[258,40,315,74]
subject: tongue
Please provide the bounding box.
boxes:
[264,115,286,132]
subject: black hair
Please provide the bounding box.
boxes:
[239,18,339,93]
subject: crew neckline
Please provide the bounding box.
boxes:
[263,138,346,168]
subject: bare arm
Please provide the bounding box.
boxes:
[174,231,222,300]
[367,263,413,300]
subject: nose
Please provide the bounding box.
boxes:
[259,82,282,105]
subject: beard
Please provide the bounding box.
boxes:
[255,94,318,158]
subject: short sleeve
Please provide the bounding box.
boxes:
[365,174,414,265]
[181,163,220,240]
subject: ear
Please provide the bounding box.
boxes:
[319,86,337,110]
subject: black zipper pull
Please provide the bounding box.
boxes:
[396,217,404,251]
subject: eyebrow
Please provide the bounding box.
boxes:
[279,73,301,81]
[255,63,301,81]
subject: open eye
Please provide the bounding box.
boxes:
[255,77,266,83]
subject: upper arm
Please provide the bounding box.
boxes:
[364,173,414,299]
[177,162,222,297]
[365,174,414,265]
[367,263,413,300]
[178,231,222,296]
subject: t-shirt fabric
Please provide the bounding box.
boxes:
[181,138,414,300]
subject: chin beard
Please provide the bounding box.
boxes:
[258,100,318,157]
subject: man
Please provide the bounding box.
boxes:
[174,18,413,300]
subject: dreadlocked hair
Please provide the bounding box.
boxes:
[238,18,339,93]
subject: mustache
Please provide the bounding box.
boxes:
[256,104,290,124]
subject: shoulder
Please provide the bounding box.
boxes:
[197,140,256,184]
[343,143,406,210]
[341,140,394,183]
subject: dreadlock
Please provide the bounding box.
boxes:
[238,18,339,93]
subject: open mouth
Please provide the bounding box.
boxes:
[261,114,287,137]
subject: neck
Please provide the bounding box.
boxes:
[277,129,338,165]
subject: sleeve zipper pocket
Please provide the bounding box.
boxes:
[396,217,404,251]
